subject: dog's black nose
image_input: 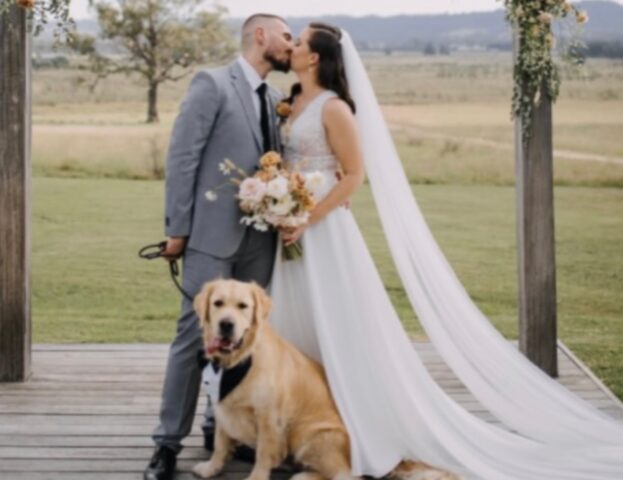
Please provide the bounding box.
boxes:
[219,319,234,338]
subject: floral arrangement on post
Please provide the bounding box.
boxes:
[1,0,73,42]
[501,0,588,143]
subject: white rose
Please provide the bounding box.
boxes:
[304,171,326,195]
[239,178,267,205]
[262,212,281,226]
[265,176,289,199]
[268,196,296,216]
[284,212,309,228]
[240,214,269,231]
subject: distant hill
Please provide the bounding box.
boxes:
[36,1,623,53]
[272,1,623,50]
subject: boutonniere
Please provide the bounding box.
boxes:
[276,100,292,120]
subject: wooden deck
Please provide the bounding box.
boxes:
[0,343,622,480]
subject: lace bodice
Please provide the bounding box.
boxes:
[282,90,339,174]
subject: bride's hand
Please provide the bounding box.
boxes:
[281,225,307,246]
[335,171,351,209]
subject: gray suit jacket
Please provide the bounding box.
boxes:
[165,61,282,258]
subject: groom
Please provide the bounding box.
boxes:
[144,14,293,480]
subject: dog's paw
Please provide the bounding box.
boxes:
[289,473,325,480]
[401,470,460,480]
[391,460,460,480]
[192,460,223,478]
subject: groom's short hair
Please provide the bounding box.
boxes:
[241,13,288,50]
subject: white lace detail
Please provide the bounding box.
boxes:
[282,91,339,174]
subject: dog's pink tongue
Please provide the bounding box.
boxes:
[206,338,223,355]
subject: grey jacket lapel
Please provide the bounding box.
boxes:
[230,62,262,151]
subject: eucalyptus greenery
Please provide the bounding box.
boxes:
[501,0,588,144]
[0,0,74,42]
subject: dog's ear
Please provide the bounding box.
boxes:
[193,281,216,326]
[251,282,272,323]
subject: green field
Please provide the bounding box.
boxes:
[32,178,623,399]
[30,52,623,399]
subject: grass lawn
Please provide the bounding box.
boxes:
[32,177,623,399]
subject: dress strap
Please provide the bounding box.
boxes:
[315,90,338,109]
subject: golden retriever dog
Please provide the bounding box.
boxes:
[191,279,459,480]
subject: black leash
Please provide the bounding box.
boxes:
[138,242,194,302]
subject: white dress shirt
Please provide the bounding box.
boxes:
[237,56,264,120]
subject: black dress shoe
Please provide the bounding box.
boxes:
[144,445,177,480]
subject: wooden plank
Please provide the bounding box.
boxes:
[0,424,204,435]
[513,30,558,377]
[0,0,32,383]
[0,414,163,425]
[558,340,623,410]
[0,446,212,460]
[34,344,169,352]
[0,458,285,473]
[0,435,204,448]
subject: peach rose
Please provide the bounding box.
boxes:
[276,101,292,118]
[239,177,267,205]
[260,151,282,169]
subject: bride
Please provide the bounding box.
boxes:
[269,23,623,480]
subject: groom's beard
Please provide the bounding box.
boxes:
[264,51,291,73]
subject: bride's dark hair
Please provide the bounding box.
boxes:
[288,22,356,113]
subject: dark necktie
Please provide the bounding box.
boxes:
[256,83,271,153]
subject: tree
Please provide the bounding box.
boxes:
[70,0,236,123]
[423,42,436,55]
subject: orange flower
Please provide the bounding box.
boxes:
[16,0,35,9]
[575,10,589,24]
[291,172,306,188]
[300,193,316,211]
[276,101,292,118]
[260,151,282,169]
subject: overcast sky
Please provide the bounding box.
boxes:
[69,0,497,19]
[69,0,623,19]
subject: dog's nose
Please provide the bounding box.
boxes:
[219,319,234,338]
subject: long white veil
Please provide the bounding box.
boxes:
[339,28,623,455]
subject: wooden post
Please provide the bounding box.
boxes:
[0,5,32,382]
[514,31,558,377]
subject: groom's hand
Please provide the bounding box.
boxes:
[162,236,187,260]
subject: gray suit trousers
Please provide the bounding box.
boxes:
[152,227,276,452]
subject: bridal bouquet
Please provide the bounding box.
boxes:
[205,151,325,260]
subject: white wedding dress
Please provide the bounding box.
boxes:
[268,33,623,480]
